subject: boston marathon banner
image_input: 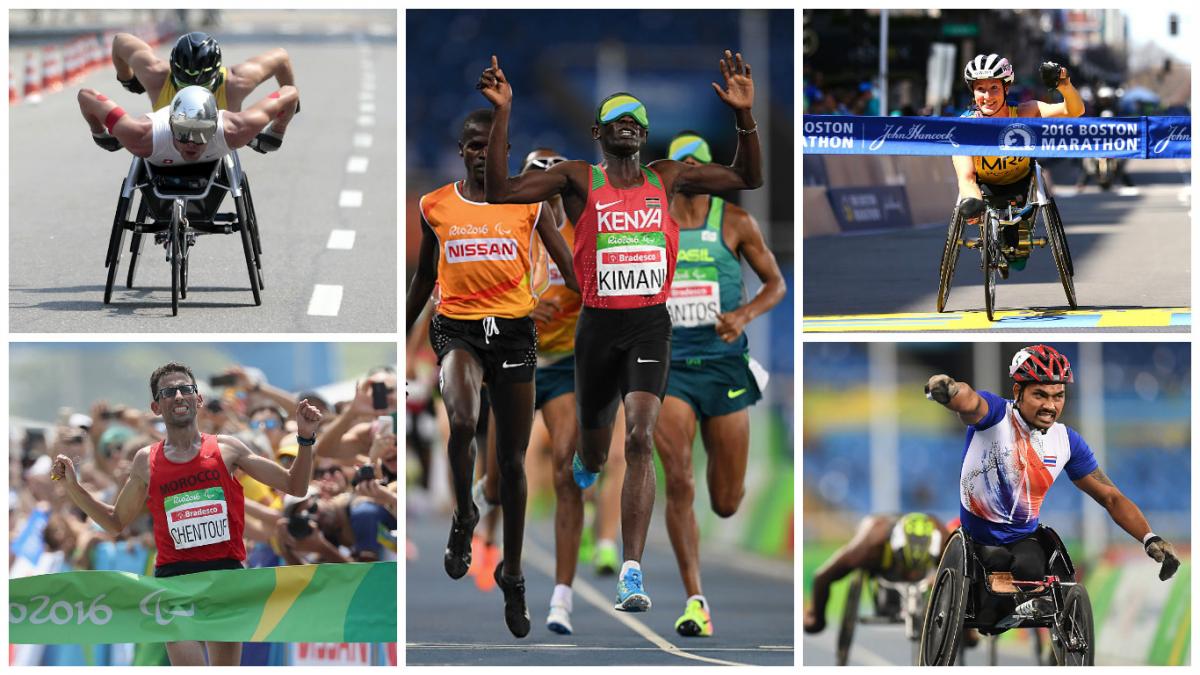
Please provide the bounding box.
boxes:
[802,115,1190,159]
[10,562,396,644]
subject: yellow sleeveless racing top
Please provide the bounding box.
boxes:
[155,66,230,111]
[530,215,581,357]
[969,106,1031,185]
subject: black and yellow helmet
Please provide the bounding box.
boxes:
[170,32,223,91]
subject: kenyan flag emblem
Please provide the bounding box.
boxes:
[645,197,661,209]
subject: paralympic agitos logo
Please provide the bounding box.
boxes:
[869,124,960,151]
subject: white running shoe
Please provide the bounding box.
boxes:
[472,478,495,518]
[546,603,573,635]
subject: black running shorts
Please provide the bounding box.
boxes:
[573,304,671,429]
[154,557,244,578]
[430,314,537,385]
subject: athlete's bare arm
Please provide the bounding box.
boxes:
[405,215,440,334]
[1020,65,1084,119]
[714,206,785,343]
[534,203,579,293]
[659,51,762,196]
[229,48,296,94]
[1074,466,1180,579]
[223,86,299,148]
[925,375,988,425]
[110,32,169,99]
[951,155,984,201]
[227,399,321,496]
[805,515,891,633]
[477,55,588,206]
[77,89,154,156]
[51,447,150,535]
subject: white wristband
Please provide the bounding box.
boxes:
[1142,532,1159,546]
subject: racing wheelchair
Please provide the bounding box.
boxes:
[936,160,1077,321]
[837,570,931,665]
[918,526,1094,666]
[103,151,264,315]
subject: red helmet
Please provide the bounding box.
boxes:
[1009,345,1073,383]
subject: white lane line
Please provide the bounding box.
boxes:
[360,90,374,102]
[353,133,373,148]
[360,101,376,114]
[346,156,369,173]
[361,79,376,91]
[522,539,750,667]
[306,285,343,316]
[339,190,363,208]
[408,643,787,652]
[357,115,375,127]
[327,229,356,250]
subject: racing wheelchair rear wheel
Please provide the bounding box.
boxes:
[241,176,264,290]
[836,570,865,665]
[936,204,966,312]
[234,189,262,306]
[126,200,148,289]
[1052,585,1093,666]
[104,182,133,305]
[1042,200,1077,309]
[919,533,968,665]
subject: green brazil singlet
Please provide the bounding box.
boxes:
[666,196,747,360]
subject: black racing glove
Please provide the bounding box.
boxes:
[924,375,959,405]
[92,132,123,152]
[118,74,145,94]
[1039,61,1064,90]
[1145,535,1181,581]
[248,131,283,154]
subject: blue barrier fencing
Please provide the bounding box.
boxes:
[802,115,1191,159]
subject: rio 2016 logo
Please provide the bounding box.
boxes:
[1000,123,1035,150]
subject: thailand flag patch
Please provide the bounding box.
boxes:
[1043,453,1057,467]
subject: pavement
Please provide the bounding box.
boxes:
[405,513,794,666]
[9,23,396,332]
[803,160,1191,332]
[803,622,1042,666]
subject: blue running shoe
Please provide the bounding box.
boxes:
[614,567,651,612]
[572,453,598,490]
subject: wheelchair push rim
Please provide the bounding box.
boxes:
[836,570,865,666]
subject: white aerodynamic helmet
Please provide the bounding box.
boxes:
[964,53,1015,85]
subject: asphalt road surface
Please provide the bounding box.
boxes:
[10,23,396,332]
[803,160,1190,332]
[406,514,794,666]
[803,623,1041,666]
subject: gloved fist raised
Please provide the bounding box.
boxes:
[1145,535,1181,581]
[1039,61,1065,90]
[925,374,959,405]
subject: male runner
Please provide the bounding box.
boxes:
[111,31,295,151]
[519,148,627,634]
[924,345,1179,610]
[51,362,322,666]
[79,84,298,163]
[406,109,577,638]
[654,131,785,635]
[478,50,762,611]
[804,513,947,634]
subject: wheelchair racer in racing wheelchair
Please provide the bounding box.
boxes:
[110,31,296,153]
[78,83,298,165]
[951,54,1083,273]
[923,345,1180,655]
[804,512,948,634]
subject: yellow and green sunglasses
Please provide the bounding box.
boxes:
[596,93,649,129]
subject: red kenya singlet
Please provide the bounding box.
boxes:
[573,164,679,309]
[146,434,246,566]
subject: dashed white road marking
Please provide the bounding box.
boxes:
[339,190,363,208]
[327,229,356,250]
[357,115,375,127]
[360,90,374,102]
[346,156,369,173]
[353,133,373,148]
[307,285,343,316]
[360,101,376,114]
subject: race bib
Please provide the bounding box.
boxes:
[596,232,667,297]
[667,266,720,327]
[164,487,231,550]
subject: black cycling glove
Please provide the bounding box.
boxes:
[1145,535,1181,581]
[1039,61,1064,90]
[92,133,123,152]
[118,75,146,94]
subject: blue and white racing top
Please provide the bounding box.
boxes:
[959,391,1097,545]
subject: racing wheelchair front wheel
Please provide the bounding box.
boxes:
[1052,585,1094,666]
[170,200,183,316]
[919,534,968,665]
[836,570,865,665]
[936,204,966,313]
[1042,200,1077,309]
[981,219,998,322]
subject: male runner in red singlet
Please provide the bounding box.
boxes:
[51,361,322,666]
[477,50,762,611]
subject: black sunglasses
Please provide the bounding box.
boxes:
[157,384,199,400]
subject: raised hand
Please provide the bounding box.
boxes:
[294,398,323,438]
[477,54,512,108]
[712,50,754,110]
[51,454,78,485]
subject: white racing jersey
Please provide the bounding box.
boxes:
[146,107,231,165]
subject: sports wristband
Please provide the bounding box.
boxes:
[1142,532,1161,546]
[296,434,316,446]
[104,106,126,133]
[736,124,758,135]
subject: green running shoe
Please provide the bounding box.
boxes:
[594,542,619,576]
[675,599,713,637]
